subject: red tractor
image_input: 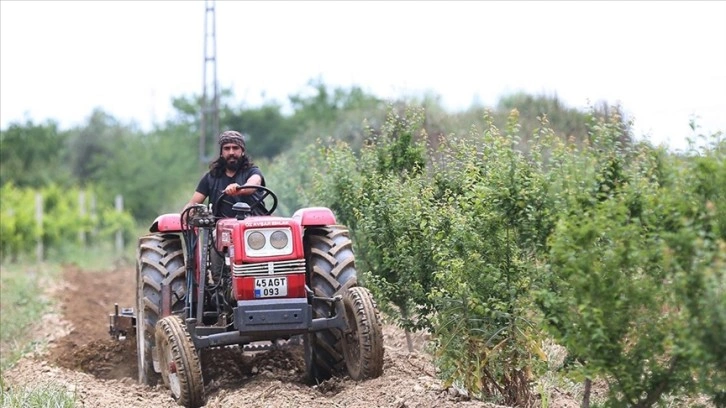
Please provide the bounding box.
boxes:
[109,185,384,408]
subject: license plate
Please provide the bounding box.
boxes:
[254,276,287,298]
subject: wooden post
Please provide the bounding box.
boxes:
[90,193,97,239]
[79,190,86,245]
[35,193,43,262]
[115,194,124,254]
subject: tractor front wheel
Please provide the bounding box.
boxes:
[303,226,385,382]
[341,286,384,380]
[155,315,205,408]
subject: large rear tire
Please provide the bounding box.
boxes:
[304,226,359,382]
[136,234,187,386]
[155,315,205,408]
[341,286,384,380]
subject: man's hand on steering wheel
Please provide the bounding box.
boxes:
[222,183,259,197]
[214,184,278,218]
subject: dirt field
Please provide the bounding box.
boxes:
[2,264,529,408]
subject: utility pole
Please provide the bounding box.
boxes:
[200,0,220,163]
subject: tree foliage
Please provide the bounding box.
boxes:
[224,102,296,159]
[538,118,725,406]
[0,119,70,187]
[303,102,724,406]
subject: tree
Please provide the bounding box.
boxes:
[0,119,70,187]
[223,103,296,159]
[65,108,135,186]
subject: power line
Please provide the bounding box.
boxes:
[200,0,219,163]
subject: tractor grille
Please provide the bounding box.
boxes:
[232,259,306,276]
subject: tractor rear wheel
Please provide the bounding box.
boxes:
[304,226,359,382]
[155,315,205,408]
[341,286,384,380]
[136,234,187,385]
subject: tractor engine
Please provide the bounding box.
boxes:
[206,260,236,314]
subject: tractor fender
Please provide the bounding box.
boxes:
[292,207,337,227]
[150,213,183,232]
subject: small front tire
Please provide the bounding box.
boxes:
[155,316,205,408]
[341,286,384,380]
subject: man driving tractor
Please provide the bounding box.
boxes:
[184,130,268,216]
[113,128,383,408]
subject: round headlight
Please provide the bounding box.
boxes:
[269,230,288,249]
[247,231,265,250]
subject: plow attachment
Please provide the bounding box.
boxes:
[108,303,136,340]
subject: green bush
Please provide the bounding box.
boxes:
[307,104,724,406]
[308,107,551,404]
[539,117,725,406]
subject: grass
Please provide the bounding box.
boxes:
[0,261,78,407]
[0,262,58,370]
[0,377,77,408]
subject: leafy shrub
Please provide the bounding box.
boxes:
[539,116,725,406]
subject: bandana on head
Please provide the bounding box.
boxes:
[218,130,245,154]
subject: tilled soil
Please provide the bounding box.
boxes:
[2,264,507,408]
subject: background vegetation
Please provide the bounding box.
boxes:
[1,81,723,407]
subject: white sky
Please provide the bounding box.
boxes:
[1,1,724,151]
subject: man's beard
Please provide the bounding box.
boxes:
[225,156,242,171]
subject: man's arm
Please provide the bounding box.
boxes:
[224,174,263,196]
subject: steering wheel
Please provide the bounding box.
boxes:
[213,184,278,218]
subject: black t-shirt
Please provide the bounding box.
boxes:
[195,166,267,216]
